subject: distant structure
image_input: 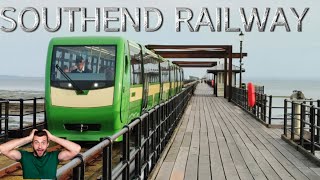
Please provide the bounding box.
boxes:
[189,76,199,80]
[207,64,244,97]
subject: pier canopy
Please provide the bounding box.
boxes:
[146,44,247,101]
[207,64,245,73]
[146,45,247,59]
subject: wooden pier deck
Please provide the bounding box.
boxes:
[151,83,320,180]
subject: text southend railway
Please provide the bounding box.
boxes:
[0,7,309,32]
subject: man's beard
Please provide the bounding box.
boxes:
[33,147,47,157]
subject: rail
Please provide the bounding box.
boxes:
[231,87,288,127]
[0,100,9,141]
[56,83,197,180]
[0,97,45,139]
[283,99,320,156]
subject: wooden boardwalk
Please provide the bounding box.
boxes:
[152,83,320,180]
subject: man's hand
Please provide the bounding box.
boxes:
[42,129,81,161]
[43,129,53,141]
[0,129,37,161]
[27,129,37,142]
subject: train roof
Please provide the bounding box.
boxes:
[49,36,127,45]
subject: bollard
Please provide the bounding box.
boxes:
[290,90,305,136]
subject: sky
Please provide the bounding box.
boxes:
[0,0,319,80]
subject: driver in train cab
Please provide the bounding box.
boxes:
[0,129,81,179]
[71,56,92,73]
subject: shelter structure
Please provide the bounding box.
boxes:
[207,64,245,96]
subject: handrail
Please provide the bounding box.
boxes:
[0,100,9,141]
[0,97,45,139]
[283,100,320,156]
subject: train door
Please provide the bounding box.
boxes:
[141,48,149,112]
[142,74,149,112]
[120,43,131,124]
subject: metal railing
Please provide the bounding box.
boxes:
[0,100,9,141]
[283,99,320,155]
[231,87,288,127]
[0,97,45,138]
[56,83,197,180]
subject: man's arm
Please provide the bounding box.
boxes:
[0,129,36,161]
[43,129,81,161]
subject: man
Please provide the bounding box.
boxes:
[71,56,92,73]
[0,129,81,179]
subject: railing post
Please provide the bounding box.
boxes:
[33,98,37,129]
[284,99,287,136]
[4,101,9,141]
[144,113,150,178]
[256,93,260,118]
[317,100,320,143]
[102,137,112,180]
[263,95,267,121]
[300,104,305,147]
[20,99,24,137]
[269,95,272,125]
[0,101,2,134]
[291,102,295,140]
[73,154,85,180]
[134,118,142,179]
[122,125,130,180]
[310,106,315,154]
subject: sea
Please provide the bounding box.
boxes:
[1,76,320,127]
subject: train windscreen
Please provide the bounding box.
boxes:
[50,45,116,90]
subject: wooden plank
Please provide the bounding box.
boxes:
[213,98,283,180]
[207,98,240,180]
[156,162,174,180]
[170,147,189,180]
[217,97,316,180]
[208,98,266,180]
[209,142,226,180]
[185,97,200,180]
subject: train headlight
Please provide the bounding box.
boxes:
[93,83,99,88]
[68,83,73,88]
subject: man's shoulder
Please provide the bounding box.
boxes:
[48,150,61,157]
[18,150,32,155]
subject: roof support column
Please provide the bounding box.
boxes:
[224,56,227,98]
[228,47,233,102]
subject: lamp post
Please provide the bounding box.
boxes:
[239,31,244,88]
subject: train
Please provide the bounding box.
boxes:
[45,37,184,141]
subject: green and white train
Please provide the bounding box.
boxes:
[45,37,183,141]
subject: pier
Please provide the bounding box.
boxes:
[152,83,320,180]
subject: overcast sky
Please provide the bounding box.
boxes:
[0,0,318,80]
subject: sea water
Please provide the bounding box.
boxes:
[1,76,320,128]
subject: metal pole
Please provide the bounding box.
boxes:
[33,98,37,129]
[239,40,243,88]
[20,99,24,137]
[268,95,272,125]
[310,106,315,154]
[284,99,287,136]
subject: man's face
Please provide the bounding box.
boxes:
[32,135,49,157]
[76,61,84,70]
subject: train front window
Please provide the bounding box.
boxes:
[51,45,116,90]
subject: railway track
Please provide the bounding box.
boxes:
[0,142,122,179]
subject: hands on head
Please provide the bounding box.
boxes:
[28,129,54,142]
[28,129,38,142]
[43,129,53,141]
